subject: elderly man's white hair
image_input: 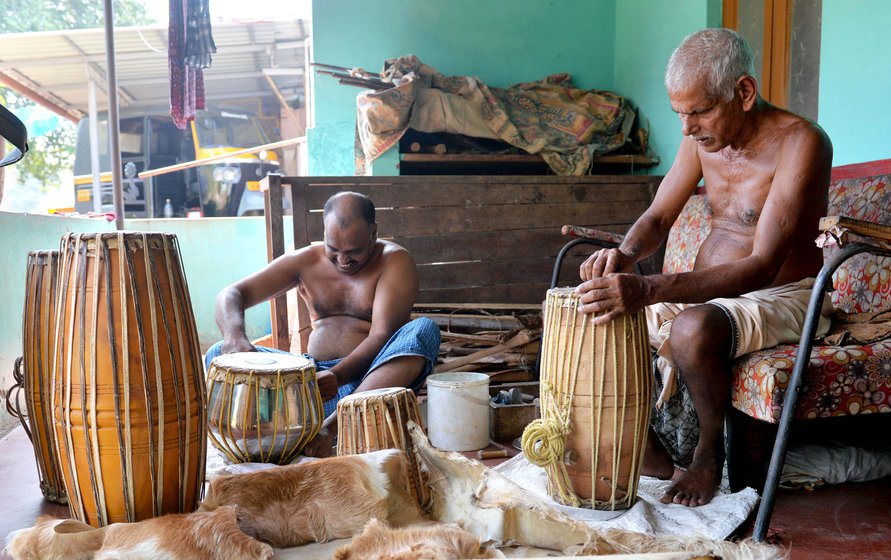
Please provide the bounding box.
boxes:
[665,28,756,101]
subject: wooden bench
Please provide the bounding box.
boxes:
[261,174,662,353]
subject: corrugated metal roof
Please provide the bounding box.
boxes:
[0,19,308,121]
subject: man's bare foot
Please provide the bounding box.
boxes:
[302,425,336,458]
[660,456,722,506]
[641,430,675,480]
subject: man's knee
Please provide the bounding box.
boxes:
[667,305,733,365]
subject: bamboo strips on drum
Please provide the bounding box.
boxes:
[336,387,430,508]
[52,232,207,527]
[206,352,323,464]
[522,287,652,510]
[7,251,68,504]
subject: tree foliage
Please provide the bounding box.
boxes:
[0,0,155,189]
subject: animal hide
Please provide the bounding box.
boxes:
[199,449,427,547]
[4,506,272,560]
[332,519,497,560]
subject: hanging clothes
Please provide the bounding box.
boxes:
[169,0,216,129]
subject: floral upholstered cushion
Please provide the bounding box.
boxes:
[731,341,891,423]
[662,194,711,274]
[827,174,891,313]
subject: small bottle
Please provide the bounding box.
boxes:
[163,198,173,218]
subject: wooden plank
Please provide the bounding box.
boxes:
[418,283,551,305]
[263,174,290,352]
[415,302,542,311]
[435,330,535,373]
[303,202,647,239]
[285,175,663,187]
[418,257,560,290]
[289,181,312,353]
[819,215,891,241]
[417,313,526,331]
[400,227,620,264]
[295,179,660,209]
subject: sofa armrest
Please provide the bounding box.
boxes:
[561,225,626,246]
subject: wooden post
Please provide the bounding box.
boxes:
[263,174,290,351]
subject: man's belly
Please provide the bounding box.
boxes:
[306,315,371,360]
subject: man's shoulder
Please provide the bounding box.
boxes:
[769,107,831,150]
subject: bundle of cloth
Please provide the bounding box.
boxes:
[354,55,640,175]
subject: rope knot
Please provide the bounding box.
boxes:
[521,417,567,467]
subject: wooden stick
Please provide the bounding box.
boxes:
[137,136,306,179]
[264,74,302,130]
[435,330,534,373]
[310,62,353,72]
[819,215,891,242]
[415,313,525,331]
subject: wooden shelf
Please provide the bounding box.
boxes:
[398,152,659,175]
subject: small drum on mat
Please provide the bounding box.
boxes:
[8,251,68,504]
[53,232,207,527]
[522,287,653,510]
[336,387,430,508]
[206,352,323,464]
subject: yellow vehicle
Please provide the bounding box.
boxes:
[73,110,281,217]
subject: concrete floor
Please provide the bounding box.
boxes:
[2,425,890,559]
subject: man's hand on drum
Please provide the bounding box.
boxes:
[579,247,635,281]
[316,371,339,402]
[577,248,648,325]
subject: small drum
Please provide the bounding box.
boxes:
[53,232,207,526]
[20,251,68,504]
[336,387,430,508]
[522,287,652,510]
[206,352,323,464]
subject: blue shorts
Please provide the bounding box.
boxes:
[204,317,440,417]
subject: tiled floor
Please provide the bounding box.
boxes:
[2,425,890,559]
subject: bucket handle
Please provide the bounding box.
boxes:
[445,384,492,407]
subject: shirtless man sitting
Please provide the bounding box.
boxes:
[207,191,440,457]
[576,28,833,506]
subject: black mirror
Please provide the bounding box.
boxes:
[0,104,28,167]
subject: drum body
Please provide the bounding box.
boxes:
[53,232,207,527]
[336,387,430,508]
[21,251,67,503]
[206,352,323,464]
[529,287,652,510]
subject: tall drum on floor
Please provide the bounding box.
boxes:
[52,232,207,527]
[522,287,652,510]
[8,251,68,504]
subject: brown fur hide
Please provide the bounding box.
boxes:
[4,506,273,560]
[199,449,427,547]
[332,519,497,560]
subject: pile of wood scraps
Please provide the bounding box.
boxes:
[413,303,542,383]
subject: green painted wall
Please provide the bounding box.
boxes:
[0,213,287,436]
[614,1,721,175]
[309,0,618,176]
[819,1,891,166]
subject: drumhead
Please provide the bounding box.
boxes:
[339,386,407,403]
[211,352,314,372]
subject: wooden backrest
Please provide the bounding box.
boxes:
[264,174,662,351]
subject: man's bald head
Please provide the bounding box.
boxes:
[323,191,376,229]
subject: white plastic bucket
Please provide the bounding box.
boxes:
[426,372,490,451]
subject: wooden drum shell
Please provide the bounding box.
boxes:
[206,352,324,464]
[52,232,207,527]
[21,250,67,504]
[538,288,652,510]
[336,387,430,509]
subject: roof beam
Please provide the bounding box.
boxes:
[0,71,81,122]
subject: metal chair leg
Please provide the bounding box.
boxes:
[753,242,891,541]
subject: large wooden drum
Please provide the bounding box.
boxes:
[206,352,323,464]
[52,232,206,526]
[336,387,430,508]
[522,287,652,510]
[9,251,68,504]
